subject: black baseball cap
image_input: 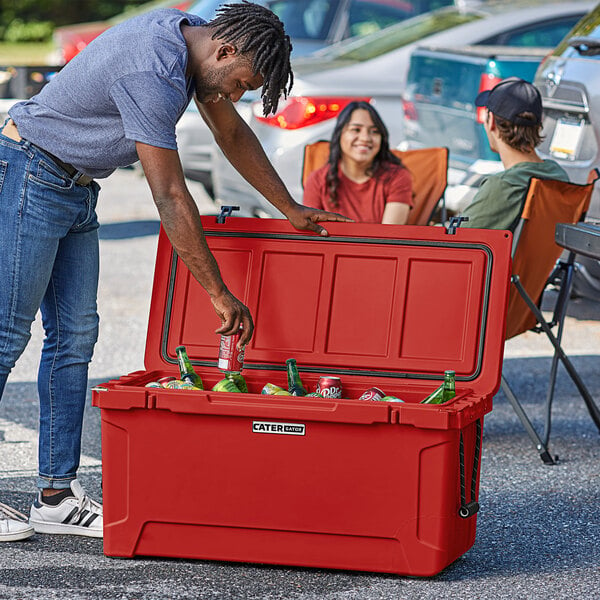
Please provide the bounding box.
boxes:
[474,77,542,125]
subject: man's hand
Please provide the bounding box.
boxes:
[285,204,353,236]
[212,289,254,347]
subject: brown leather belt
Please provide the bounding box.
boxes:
[1,119,93,186]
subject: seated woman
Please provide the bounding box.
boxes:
[303,101,413,224]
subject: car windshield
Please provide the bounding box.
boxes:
[292,7,481,71]
[553,5,600,60]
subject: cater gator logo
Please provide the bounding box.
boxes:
[252,421,305,436]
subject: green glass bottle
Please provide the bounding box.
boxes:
[212,378,241,393]
[286,358,307,396]
[227,372,248,393]
[175,345,204,390]
[421,370,456,405]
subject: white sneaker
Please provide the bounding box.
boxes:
[0,501,35,542]
[29,480,103,538]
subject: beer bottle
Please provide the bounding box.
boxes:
[175,345,204,390]
[212,378,241,393]
[226,372,248,393]
[421,370,456,405]
[286,358,307,396]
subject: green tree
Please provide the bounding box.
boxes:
[0,0,151,31]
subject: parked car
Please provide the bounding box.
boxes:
[53,0,193,64]
[210,1,595,217]
[534,2,600,299]
[177,0,457,190]
[401,0,593,212]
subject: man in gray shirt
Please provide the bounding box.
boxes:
[0,2,348,542]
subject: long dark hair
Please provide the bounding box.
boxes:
[326,101,402,207]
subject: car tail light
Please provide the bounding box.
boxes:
[402,98,418,121]
[253,96,371,130]
[476,74,502,124]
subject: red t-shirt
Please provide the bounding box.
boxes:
[303,163,413,223]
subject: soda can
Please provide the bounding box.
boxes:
[316,376,343,399]
[261,383,292,396]
[145,381,162,388]
[218,329,245,373]
[381,395,405,403]
[165,379,197,390]
[157,376,176,387]
[212,378,241,393]
[358,387,386,402]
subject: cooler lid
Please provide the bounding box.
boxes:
[145,217,512,396]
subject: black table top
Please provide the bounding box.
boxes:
[555,222,600,260]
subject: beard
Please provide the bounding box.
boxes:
[194,62,236,102]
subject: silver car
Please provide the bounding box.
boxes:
[534,3,600,299]
[177,0,450,192]
[212,0,595,217]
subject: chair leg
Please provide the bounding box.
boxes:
[500,375,558,465]
[512,276,600,433]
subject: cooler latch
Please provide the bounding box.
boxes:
[217,205,240,223]
[446,216,469,235]
[458,418,481,519]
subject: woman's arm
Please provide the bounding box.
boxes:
[382,202,411,224]
[381,167,413,224]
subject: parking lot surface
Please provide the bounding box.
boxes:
[1,168,599,599]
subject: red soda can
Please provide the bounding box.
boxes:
[359,387,385,401]
[316,376,343,399]
[218,328,245,373]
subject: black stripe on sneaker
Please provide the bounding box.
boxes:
[74,510,91,525]
[82,513,100,528]
[62,507,79,524]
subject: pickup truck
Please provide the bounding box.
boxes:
[401,45,555,212]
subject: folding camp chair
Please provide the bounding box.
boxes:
[301,141,448,225]
[502,169,600,464]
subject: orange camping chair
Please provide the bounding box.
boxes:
[301,141,448,225]
[501,169,600,464]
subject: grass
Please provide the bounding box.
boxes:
[0,41,58,66]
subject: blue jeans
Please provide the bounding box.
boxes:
[0,127,100,489]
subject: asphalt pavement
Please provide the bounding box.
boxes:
[1,168,599,599]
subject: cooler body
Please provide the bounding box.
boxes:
[93,218,512,576]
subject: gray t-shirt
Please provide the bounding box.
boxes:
[10,9,205,178]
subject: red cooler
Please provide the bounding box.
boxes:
[92,216,512,576]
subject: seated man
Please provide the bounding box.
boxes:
[461,77,568,232]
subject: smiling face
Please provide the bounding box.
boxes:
[339,109,382,167]
[195,51,264,104]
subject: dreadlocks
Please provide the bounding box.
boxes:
[208,1,293,116]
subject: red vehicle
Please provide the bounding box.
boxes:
[53,0,193,64]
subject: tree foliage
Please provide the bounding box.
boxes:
[0,0,151,40]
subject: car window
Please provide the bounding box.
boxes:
[346,0,451,38]
[308,8,480,64]
[478,15,585,47]
[553,5,600,60]
[269,0,338,39]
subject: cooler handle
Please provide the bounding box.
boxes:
[458,418,481,519]
[446,215,469,235]
[216,205,240,223]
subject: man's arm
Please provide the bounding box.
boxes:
[197,98,352,234]
[136,141,253,345]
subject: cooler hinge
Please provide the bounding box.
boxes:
[446,216,469,235]
[217,205,240,223]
